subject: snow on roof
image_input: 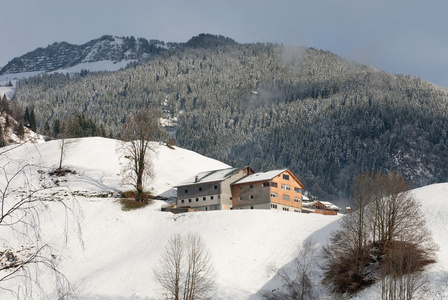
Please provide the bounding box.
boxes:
[177,167,241,185]
[232,169,287,185]
[311,201,341,211]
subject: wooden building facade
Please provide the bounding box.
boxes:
[231,169,305,212]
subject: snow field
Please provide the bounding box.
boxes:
[1,137,447,299]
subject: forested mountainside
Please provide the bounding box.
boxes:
[12,34,448,201]
[0,35,169,75]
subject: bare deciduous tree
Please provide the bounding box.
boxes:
[119,109,161,203]
[154,233,215,300]
[380,240,430,300]
[52,121,78,175]
[0,144,82,299]
[322,171,375,294]
[261,239,318,300]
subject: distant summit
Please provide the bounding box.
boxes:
[0,34,239,75]
[0,35,167,75]
[185,33,238,49]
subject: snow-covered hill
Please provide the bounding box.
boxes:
[0,138,447,299]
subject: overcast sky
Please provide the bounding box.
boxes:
[2,0,448,87]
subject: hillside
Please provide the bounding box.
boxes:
[1,137,447,299]
[11,35,448,202]
[0,35,168,75]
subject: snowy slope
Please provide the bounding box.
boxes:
[0,60,132,99]
[0,137,447,299]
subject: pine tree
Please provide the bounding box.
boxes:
[0,125,6,147]
[29,108,37,132]
[44,120,51,136]
[24,107,30,126]
[16,122,25,140]
[0,94,9,115]
[53,118,61,137]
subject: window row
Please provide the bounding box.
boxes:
[237,182,303,193]
[184,185,219,194]
[271,204,301,213]
[270,193,301,203]
[180,195,220,204]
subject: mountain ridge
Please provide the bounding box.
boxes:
[0,35,168,75]
[0,33,242,75]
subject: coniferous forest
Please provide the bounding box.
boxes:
[12,34,448,202]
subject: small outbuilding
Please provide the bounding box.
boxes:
[302,200,341,215]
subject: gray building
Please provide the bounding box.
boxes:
[176,166,254,211]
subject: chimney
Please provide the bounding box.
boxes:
[195,176,199,183]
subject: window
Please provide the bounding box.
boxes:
[283,174,289,180]
[283,194,290,201]
[250,206,254,209]
[250,184,253,188]
[270,182,278,188]
[239,197,242,200]
[184,189,188,193]
[294,187,302,193]
[181,200,185,204]
[188,199,192,203]
[196,198,199,202]
[230,196,232,200]
[214,185,218,189]
[281,184,291,191]
[271,204,278,209]
[199,187,202,191]
[271,192,278,198]
[210,196,214,200]
[294,209,299,212]
[239,186,242,190]
[250,195,254,199]
[283,207,289,211]
[262,182,269,187]
[294,198,300,203]
[203,197,206,201]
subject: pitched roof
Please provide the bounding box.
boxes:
[310,201,341,211]
[232,169,287,185]
[177,167,241,186]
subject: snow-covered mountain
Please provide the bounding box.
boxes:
[0,137,447,299]
[0,35,167,75]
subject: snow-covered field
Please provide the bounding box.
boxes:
[0,137,447,299]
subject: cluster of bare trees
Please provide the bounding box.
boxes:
[154,233,215,300]
[322,171,437,299]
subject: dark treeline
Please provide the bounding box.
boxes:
[13,34,448,201]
